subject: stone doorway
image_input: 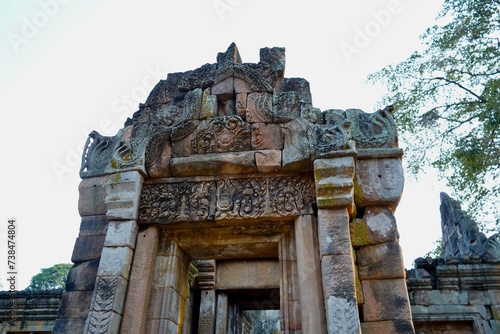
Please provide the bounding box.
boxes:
[215,289,280,334]
[53,44,414,334]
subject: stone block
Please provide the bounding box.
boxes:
[411,304,489,321]
[488,289,500,305]
[97,246,134,280]
[65,259,100,292]
[52,319,86,334]
[273,91,300,121]
[468,290,490,305]
[103,220,139,249]
[282,119,312,172]
[234,77,253,93]
[152,254,189,294]
[412,289,469,306]
[147,287,163,319]
[361,278,412,322]
[201,88,217,119]
[354,157,404,209]
[78,176,108,216]
[321,254,357,300]
[255,150,282,173]
[104,171,143,221]
[71,235,105,262]
[246,92,273,123]
[317,208,352,256]
[251,123,283,150]
[161,287,184,324]
[56,290,93,319]
[314,157,355,211]
[350,206,399,246]
[357,242,405,280]
[170,151,258,176]
[235,93,247,119]
[360,320,415,334]
[78,215,108,237]
[212,76,234,100]
[216,260,280,290]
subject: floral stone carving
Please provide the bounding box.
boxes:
[139,176,316,224]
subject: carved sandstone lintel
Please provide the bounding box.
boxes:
[138,176,316,224]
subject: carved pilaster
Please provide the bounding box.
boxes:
[197,260,217,334]
[279,228,302,333]
[313,156,361,334]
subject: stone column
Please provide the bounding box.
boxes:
[197,260,217,334]
[215,292,229,334]
[83,171,143,334]
[314,156,361,334]
[279,228,301,333]
[294,215,327,333]
[353,150,414,333]
[120,225,159,334]
[146,232,191,333]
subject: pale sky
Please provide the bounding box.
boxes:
[0,0,446,289]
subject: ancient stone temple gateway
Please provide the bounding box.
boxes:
[58,43,413,333]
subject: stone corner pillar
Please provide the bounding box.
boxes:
[82,170,144,334]
[314,155,362,334]
[353,148,415,334]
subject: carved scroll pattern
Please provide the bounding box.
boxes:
[138,182,216,223]
[215,178,267,220]
[192,116,251,154]
[87,276,118,334]
[269,176,316,216]
[139,176,315,224]
[326,296,360,333]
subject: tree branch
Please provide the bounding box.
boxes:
[430,76,486,102]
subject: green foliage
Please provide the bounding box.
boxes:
[25,263,72,291]
[369,0,499,229]
[424,239,443,259]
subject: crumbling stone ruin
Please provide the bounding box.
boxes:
[1,44,498,334]
[47,43,412,333]
[407,192,500,333]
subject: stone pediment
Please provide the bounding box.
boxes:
[80,43,400,179]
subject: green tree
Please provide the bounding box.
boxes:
[423,239,443,259]
[369,0,499,229]
[25,263,72,291]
